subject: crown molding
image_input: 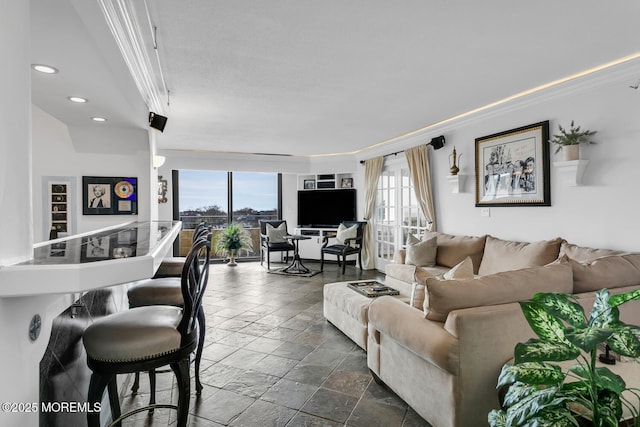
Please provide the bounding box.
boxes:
[357,54,640,162]
[98,0,166,115]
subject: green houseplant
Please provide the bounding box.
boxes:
[214,223,253,266]
[488,288,640,427]
[549,121,597,160]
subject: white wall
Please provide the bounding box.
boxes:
[356,62,640,252]
[31,106,151,242]
[0,5,73,426]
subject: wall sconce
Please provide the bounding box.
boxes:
[158,176,168,203]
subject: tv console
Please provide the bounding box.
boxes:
[294,227,337,260]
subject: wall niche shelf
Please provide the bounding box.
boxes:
[298,173,353,190]
[446,174,465,193]
[554,160,588,186]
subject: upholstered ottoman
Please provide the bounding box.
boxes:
[323,281,408,350]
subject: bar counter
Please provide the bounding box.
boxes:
[0,220,181,297]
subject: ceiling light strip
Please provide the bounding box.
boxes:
[348,52,640,158]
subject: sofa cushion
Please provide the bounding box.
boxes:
[405,235,437,267]
[570,253,640,293]
[423,231,486,274]
[478,236,562,276]
[560,240,627,262]
[409,257,474,309]
[423,262,573,322]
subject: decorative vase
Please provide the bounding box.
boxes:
[227,250,238,267]
[561,144,579,161]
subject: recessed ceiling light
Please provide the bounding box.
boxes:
[32,64,58,74]
[91,117,107,122]
[67,96,88,103]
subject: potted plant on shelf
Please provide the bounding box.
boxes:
[488,288,640,427]
[549,120,597,161]
[214,223,253,267]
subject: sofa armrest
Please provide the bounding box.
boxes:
[444,303,535,376]
[368,296,458,374]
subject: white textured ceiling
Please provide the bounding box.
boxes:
[30,0,640,157]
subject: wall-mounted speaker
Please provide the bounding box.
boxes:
[149,112,168,132]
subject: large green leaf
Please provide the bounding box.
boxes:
[588,289,618,329]
[609,288,640,307]
[564,326,613,352]
[488,409,507,427]
[596,390,623,426]
[520,301,568,343]
[520,407,580,427]
[503,382,537,407]
[532,293,586,328]
[607,325,640,358]
[594,367,626,395]
[498,362,565,388]
[505,387,566,426]
[515,339,580,364]
[568,366,626,394]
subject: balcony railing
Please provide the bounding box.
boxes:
[177,214,279,258]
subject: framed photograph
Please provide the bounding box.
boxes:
[83,176,138,215]
[341,177,353,188]
[81,236,111,261]
[304,179,316,190]
[475,121,550,207]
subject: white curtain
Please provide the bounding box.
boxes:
[405,145,436,231]
[361,156,384,269]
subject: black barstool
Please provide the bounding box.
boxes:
[127,227,211,402]
[153,222,209,278]
[83,236,210,427]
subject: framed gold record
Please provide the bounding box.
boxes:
[83,176,138,215]
[115,180,134,198]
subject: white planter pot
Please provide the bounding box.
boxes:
[561,145,579,161]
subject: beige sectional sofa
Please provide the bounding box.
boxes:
[360,232,640,427]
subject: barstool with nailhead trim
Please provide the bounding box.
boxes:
[83,236,210,427]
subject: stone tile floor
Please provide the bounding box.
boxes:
[118,261,433,427]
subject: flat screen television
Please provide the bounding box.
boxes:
[298,189,357,228]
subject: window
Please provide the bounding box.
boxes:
[373,163,429,270]
[176,170,280,259]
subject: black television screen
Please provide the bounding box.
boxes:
[298,189,357,228]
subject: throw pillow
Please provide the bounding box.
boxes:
[477,235,562,276]
[336,223,358,247]
[442,256,474,280]
[266,222,287,243]
[406,236,437,267]
[409,257,474,309]
[423,231,486,274]
[423,261,573,322]
[569,253,640,293]
[560,240,627,262]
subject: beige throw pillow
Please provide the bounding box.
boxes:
[336,223,357,246]
[423,231,486,274]
[570,253,640,293]
[478,235,562,276]
[560,240,627,262]
[409,257,474,309]
[442,256,474,280]
[266,222,287,243]
[423,262,573,322]
[406,235,437,267]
